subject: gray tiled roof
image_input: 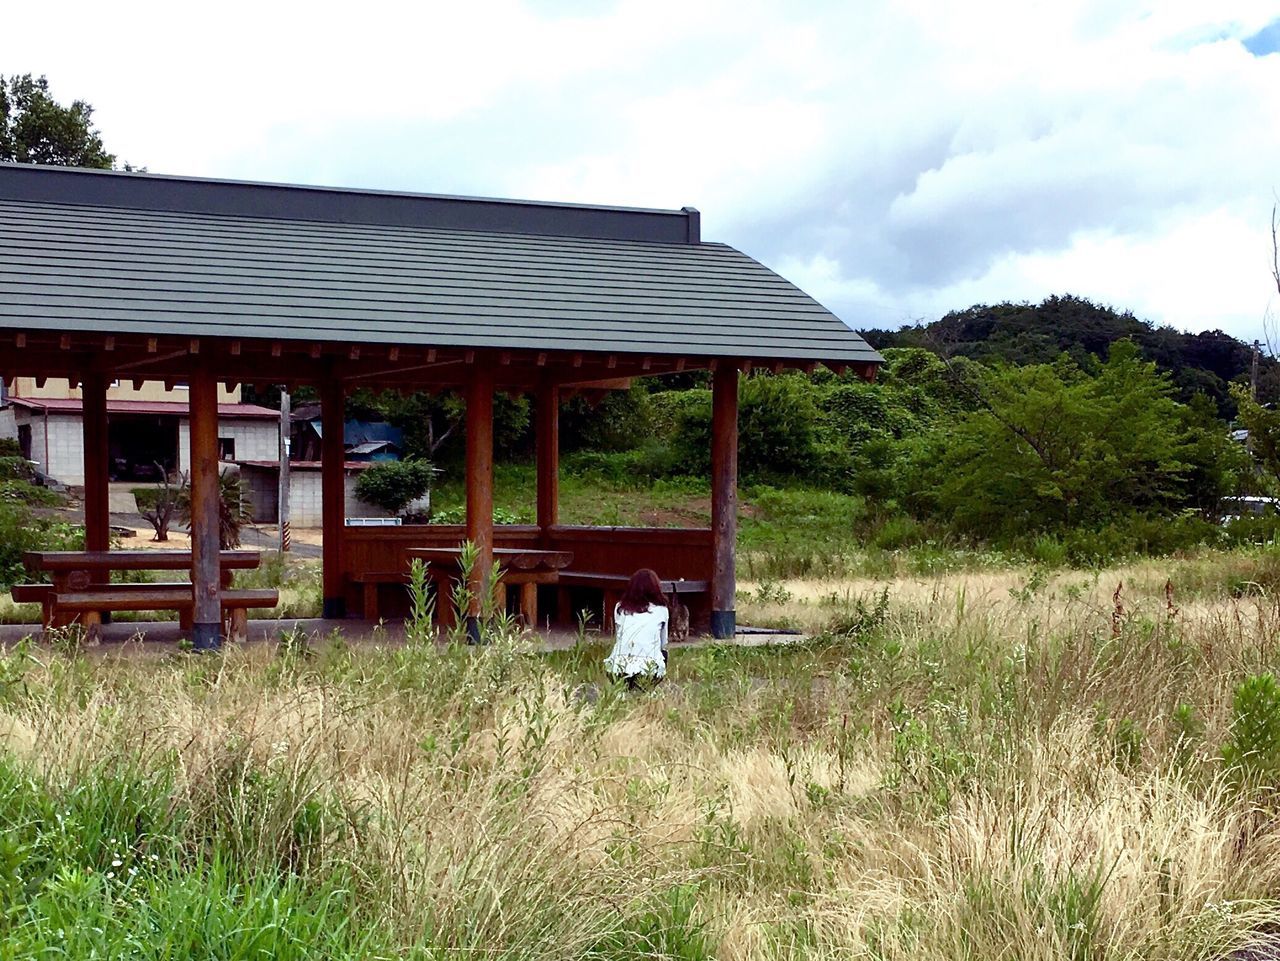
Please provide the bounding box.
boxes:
[0,165,882,365]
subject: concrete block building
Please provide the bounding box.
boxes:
[0,377,278,485]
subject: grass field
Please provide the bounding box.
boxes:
[3,549,1280,957]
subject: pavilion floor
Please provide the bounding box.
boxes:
[0,618,804,655]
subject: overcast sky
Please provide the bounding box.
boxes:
[5,1,1280,339]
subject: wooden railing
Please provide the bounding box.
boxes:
[339,523,714,623]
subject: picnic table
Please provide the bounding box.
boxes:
[15,550,277,640]
[405,547,573,628]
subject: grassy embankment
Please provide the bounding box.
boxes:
[4,551,1280,956]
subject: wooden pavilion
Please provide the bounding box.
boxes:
[0,163,882,649]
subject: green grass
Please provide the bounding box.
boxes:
[4,555,1280,955]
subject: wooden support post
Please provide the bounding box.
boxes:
[80,372,110,555]
[466,364,495,643]
[188,369,222,651]
[81,371,111,626]
[321,376,346,619]
[710,361,740,639]
[536,383,559,540]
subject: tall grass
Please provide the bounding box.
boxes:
[4,555,1280,956]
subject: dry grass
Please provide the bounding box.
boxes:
[4,551,1280,956]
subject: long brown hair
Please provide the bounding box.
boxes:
[617,568,668,615]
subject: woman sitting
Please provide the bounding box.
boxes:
[604,568,670,690]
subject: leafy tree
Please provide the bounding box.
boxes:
[348,389,530,463]
[0,74,116,168]
[911,342,1199,537]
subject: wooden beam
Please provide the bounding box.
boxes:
[59,335,71,351]
[14,334,25,349]
[388,347,400,362]
[188,368,223,650]
[230,341,242,356]
[147,338,157,353]
[271,342,282,358]
[310,343,322,359]
[81,372,110,556]
[710,361,740,640]
[320,375,346,619]
[536,383,559,538]
[465,364,495,642]
[103,336,115,352]
[188,339,200,355]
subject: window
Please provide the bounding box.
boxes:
[218,438,236,461]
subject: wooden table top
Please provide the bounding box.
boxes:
[23,550,261,572]
[406,547,574,572]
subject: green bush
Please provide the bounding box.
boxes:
[0,455,34,481]
[0,502,82,588]
[1222,673,1280,784]
[353,459,434,517]
[429,505,524,525]
[0,438,21,457]
[0,479,63,507]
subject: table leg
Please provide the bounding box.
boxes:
[228,608,248,643]
[519,581,538,628]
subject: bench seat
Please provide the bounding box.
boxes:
[30,585,278,641]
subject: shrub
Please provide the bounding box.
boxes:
[1222,673,1280,784]
[178,469,250,549]
[0,455,34,481]
[0,438,21,457]
[354,459,434,517]
[429,505,523,525]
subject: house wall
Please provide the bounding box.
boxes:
[240,465,394,527]
[19,412,86,484]
[177,419,277,474]
[9,377,241,404]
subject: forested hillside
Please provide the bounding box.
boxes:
[862,294,1280,414]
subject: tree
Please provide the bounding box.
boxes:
[0,74,116,168]
[912,342,1201,537]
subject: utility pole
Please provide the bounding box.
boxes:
[278,388,291,553]
[1252,340,1261,402]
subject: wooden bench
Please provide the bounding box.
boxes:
[16,550,275,642]
[54,587,278,641]
[557,572,709,631]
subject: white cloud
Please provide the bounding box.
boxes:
[4,0,1279,339]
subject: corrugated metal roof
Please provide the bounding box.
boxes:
[0,165,882,365]
[9,397,278,418]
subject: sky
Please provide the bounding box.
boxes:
[4,0,1280,339]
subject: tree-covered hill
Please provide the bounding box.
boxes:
[861,294,1278,414]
